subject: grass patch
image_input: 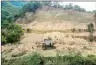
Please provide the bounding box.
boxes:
[2,52,96,65]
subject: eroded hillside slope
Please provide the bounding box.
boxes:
[2,6,96,58]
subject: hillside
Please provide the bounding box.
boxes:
[16,6,94,24]
[2,6,96,59]
[16,6,96,31]
[2,2,96,65]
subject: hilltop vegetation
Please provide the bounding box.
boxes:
[15,2,94,24]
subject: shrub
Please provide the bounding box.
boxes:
[26,28,31,33]
[45,61,53,65]
[2,53,96,65]
[43,54,96,65]
[1,23,23,44]
[1,20,10,29]
[72,28,76,32]
[6,24,23,43]
[87,23,94,33]
[87,23,94,42]
[21,2,41,14]
[2,53,42,65]
[1,35,7,45]
[22,53,41,65]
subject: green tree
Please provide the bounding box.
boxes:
[41,1,52,6]
[1,35,7,45]
[87,23,94,42]
[80,8,86,12]
[88,23,94,33]
[6,24,23,43]
[92,10,96,13]
[22,2,41,13]
[73,5,81,11]
[64,3,73,10]
[1,23,23,44]
[73,5,86,12]
[1,1,20,22]
[1,2,24,44]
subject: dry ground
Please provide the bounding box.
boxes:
[2,9,96,58]
[2,31,96,58]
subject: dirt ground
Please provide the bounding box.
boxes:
[2,31,96,58]
[2,12,96,57]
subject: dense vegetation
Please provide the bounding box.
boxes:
[2,52,96,65]
[1,22,23,44]
[1,1,43,44]
[63,3,86,12]
[19,2,41,18]
[1,2,24,44]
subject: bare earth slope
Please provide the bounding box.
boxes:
[2,7,96,58]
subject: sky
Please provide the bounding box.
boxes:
[59,2,96,11]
